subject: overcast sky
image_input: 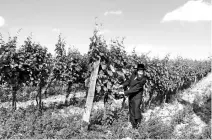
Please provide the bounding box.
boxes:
[0,0,211,60]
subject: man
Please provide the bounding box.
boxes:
[119,63,147,129]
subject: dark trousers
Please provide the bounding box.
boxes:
[128,97,142,129]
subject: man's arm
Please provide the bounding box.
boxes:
[124,77,147,96]
[118,79,129,92]
[122,79,130,88]
[120,70,137,88]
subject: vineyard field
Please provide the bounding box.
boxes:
[0,27,211,139]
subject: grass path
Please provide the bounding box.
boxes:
[179,72,212,105]
[142,73,212,138]
[0,91,85,109]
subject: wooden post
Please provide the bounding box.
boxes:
[82,58,100,129]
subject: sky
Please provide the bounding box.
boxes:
[0,0,211,60]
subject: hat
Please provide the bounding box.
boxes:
[136,63,146,71]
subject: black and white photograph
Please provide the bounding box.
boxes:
[0,0,211,139]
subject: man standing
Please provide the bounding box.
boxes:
[119,63,147,129]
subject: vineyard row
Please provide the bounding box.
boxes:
[0,28,211,111]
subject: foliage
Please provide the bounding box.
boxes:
[53,35,88,104]
[86,26,211,108]
[0,27,211,110]
[0,36,31,109]
[18,37,52,86]
[17,37,52,110]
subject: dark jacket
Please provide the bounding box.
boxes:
[122,70,147,121]
[122,70,147,99]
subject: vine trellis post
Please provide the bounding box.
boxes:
[81,58,100,130]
